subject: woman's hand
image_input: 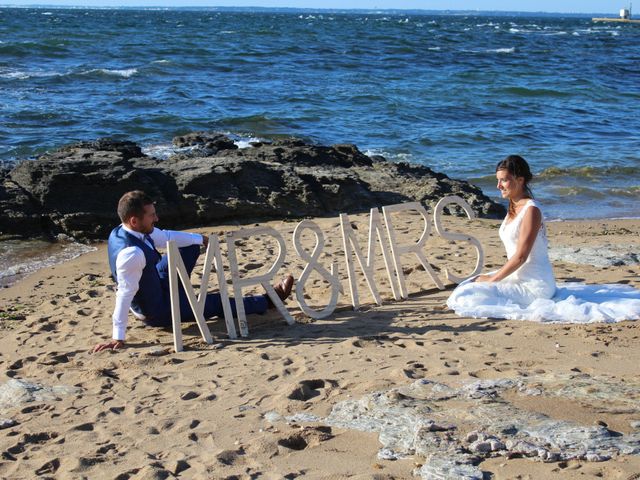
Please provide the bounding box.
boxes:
[474,274,494,283]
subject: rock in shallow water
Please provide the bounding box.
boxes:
[1,134,505,240]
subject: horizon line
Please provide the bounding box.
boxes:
[0,4,615,16]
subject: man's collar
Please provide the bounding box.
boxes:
[121,224,147,241]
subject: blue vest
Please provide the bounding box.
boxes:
[107,226,168,319]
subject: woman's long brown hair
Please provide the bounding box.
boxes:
[496,155,533,219]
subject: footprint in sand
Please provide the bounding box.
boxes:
[37,352,70,366]
[215,447,246,466]
[400,361,428,379]
[6,431,59,460]
[286,379,337,401]
[35,458,61,475]
[276,426,333,452]
[76,307,93,317]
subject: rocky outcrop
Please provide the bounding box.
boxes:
[1,134,505,240]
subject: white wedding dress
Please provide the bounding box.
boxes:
[447,199,640,323]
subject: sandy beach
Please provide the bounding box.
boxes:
[1,212,639,479]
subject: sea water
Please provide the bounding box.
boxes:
[1,7,639,282]
[1,7,639,220]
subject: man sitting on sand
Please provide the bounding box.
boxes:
[93,190,294,352]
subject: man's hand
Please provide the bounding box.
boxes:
[92,340,124,353]
[201,234,209,248]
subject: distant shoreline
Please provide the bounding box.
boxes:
[0,4,613,17]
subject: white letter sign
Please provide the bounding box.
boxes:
[340,208,400,310]
[433,196,484,283]
[227,226,294,337]
[382,202,444,298]
[293,220,342,319]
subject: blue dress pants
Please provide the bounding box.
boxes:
[143,244,268,328]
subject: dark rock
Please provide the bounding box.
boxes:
[7,141,184,240]
[172,131,238,156]
[0,168,46,237]
[0,133,505,240]
[58,138,143,160]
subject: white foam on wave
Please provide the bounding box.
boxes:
[363,149,414,163]
[0,70,30,80]
[234,135,265,149]
[428,47,441,51]
[0,68,63,80]
[463,47,515,54]
[82,68,138,78]
[141,143,192,159]
[142,134,267,160]
[100,68,138,77]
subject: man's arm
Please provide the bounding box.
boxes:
[92,247,145,352]
[149,228,204,249]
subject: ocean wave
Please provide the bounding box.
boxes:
[471,165,640,184]
[500,86,572,97]
[81,68,138,78]
[550,186,606,198]
[233,136,264,149]
[0,68,64,80]
[363,149,414,163]
[538,166,640,178]
[608,186,640,197]
[142,134,266,159]
[463,47,515,54]
[1,66,140,81]
[142,143,191,159]
[492,47,515,53]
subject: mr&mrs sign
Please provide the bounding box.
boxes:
[167,196,484,351]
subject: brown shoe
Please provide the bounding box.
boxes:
[268,274,294,308]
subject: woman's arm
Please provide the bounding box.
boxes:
[476,206,542,283]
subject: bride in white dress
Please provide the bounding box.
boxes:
[447,155,640,323]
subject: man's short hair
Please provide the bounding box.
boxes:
[117,190,154,223]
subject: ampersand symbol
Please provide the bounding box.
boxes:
[293,220,343,319]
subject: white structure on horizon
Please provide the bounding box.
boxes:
[620,3,632,19]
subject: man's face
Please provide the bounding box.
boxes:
[130,204,158,234]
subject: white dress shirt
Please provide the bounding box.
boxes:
[112,225,203,341]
